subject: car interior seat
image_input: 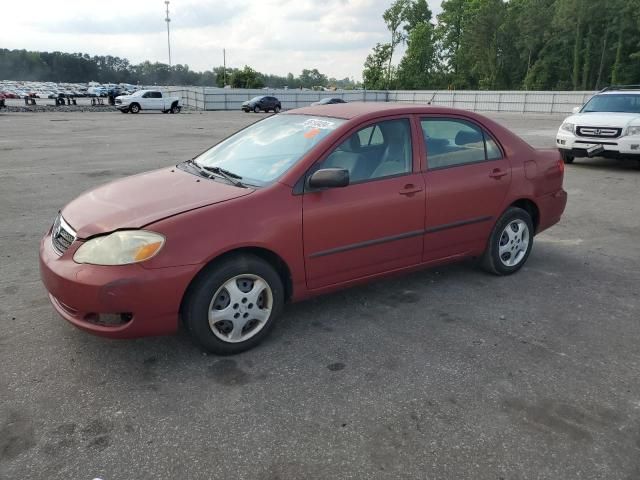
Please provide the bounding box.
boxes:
[322,134,365,181]
[370,122,411,178]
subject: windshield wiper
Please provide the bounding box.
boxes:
[184,159,246,188]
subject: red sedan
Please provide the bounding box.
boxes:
[39,103,567,354]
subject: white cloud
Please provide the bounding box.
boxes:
[1,0,443,80]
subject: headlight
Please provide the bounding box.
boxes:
[73,230,165,265]
[560,122,575,133]
[626,126,640,136]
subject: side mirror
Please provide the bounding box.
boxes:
[572,106,581,114]
[308,168,349,190]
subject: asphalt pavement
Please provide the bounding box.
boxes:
[1,110,639,480]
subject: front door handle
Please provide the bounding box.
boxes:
[399,184,423,196]
[489,168,509,179]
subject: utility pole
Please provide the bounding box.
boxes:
[165,1,172,66]
[223,48,226,87]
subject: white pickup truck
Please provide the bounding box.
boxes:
[115,90,182,114]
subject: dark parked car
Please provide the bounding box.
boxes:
[311,97,347,106]
[242,95,281,113]
[40,103,567,355]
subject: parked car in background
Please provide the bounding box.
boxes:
[115,90,182,114]
[241,96,281,113]
[39,103,567,355]
[311,97,347,106]
[556,85,640,165]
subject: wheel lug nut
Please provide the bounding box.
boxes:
[233,303,239,309]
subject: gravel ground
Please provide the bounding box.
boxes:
[1,110,639,480]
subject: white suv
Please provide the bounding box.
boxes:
[556,86,640,164]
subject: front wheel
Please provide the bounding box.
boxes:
[560,150,574,164]
[182,254,284,355]
[129,103,140,114]
[253,105,260,113]
[481,207,534,276]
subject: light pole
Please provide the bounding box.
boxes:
[165,1,171,66]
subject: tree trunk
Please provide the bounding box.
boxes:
[572,0,583,90]
[581,28,592,90]
[595,27,609,90]
[611,17,624,85]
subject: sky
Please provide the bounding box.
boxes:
[0,0,442,81]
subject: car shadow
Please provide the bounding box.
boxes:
[569,157,640,172]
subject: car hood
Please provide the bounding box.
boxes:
[564,112,640,127]
[62,167,254,238]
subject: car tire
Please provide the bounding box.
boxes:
[480,207,534,276]
[182,254,284,355]
[129,103,140,114]
[253,105,260,113]
[274,105,281,113]
[170,104,180,114]
[561,150,574,164]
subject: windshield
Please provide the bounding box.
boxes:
[249,96,263,102]
[582,94,640,113]
[131,90,144,97]
[194,114,345,185]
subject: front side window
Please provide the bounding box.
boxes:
[319,119,412,183]
[152,91,162,98]
[421,118,502,169]
[194,114,346,186]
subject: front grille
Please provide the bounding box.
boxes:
[51,214,77,255]
[576,126,622,138]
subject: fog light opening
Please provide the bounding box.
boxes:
[85,312,133,326]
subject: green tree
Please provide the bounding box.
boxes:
[230,66,264,89]
[397,23,437,89]
[363,43,393,90]
[383,0,410,88]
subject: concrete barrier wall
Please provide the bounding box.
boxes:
[166,87,595,115]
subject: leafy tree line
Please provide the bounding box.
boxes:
[364,0,640,90]
[0,48,356,89]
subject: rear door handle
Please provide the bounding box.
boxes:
[489,168,509,179]
[399,184,423,196]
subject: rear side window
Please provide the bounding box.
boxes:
[152,91,162,98]
[420,118,503,169]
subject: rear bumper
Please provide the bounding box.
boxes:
[536,189,568,234]
[39,233,198,339]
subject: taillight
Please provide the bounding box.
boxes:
[558,157,565,175]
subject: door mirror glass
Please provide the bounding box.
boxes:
[572,106,581,114]
[308,168,349,189]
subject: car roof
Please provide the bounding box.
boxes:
[598,90,640,95]
[286,102,484,120]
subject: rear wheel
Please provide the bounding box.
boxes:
[560,150,574,164]
[182,254,284,355]
[170,103,180,114]
[481,207,534,276]
[274,105,281,113]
